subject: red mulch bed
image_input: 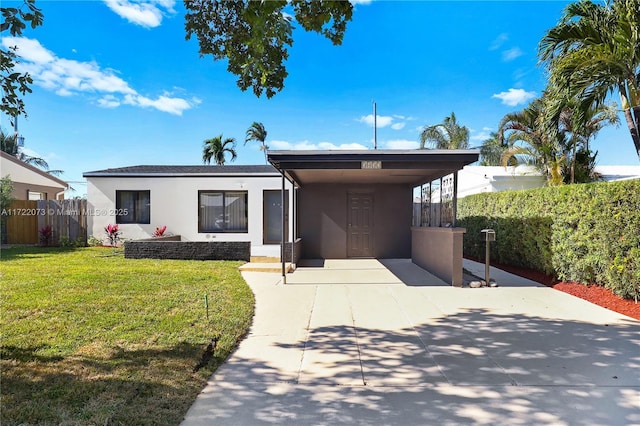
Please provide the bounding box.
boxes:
[467,258,640,320]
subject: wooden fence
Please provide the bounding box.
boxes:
[3,199,87,245]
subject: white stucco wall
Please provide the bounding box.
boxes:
[86,175,294,257]
[456,166,545,198]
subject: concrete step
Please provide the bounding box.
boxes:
[249,256,281,263]
[239,262,294,273]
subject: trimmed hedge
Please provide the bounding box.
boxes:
[458,179,640,301]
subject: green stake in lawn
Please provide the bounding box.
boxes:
[204,294,209,320]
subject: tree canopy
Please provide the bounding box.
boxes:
[419,112,470,150]
[245,121,268,164]
[0,127,53,171]
[184,0,353,98]
[202,135,238,165]
[539,0,640,161]
[1,0,43,119]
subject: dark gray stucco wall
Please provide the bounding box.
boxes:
[298,183,412,259]
[124,240,250,261]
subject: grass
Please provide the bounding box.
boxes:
[0,246,255,425]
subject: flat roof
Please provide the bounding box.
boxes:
[268,149,480,186]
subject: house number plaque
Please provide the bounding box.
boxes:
[361,160,382,169]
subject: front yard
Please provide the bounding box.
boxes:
[0,247,254,425]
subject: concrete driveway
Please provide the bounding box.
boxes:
[182,259,640,425]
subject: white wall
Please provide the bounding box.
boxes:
[457,166,545,198]
[86,175,294,257]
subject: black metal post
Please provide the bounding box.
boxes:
[281,173,286,284]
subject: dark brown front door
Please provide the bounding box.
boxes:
[347,193,374,258]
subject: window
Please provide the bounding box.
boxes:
[28,191,46,200]
[116,190,150,224]
[199,191,248,233]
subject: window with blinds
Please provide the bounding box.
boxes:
[198,191,248,233]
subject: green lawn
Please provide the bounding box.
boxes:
[0,247,255,425]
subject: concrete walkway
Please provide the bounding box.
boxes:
[182,259,640,425]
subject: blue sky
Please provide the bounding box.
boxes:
[1,0,636,196]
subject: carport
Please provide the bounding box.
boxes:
[267,149,479,286]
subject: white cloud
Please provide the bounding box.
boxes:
[502,47,523,62]
[350,0,372,4]
[2,36,55,63]
[359,114,393,128]
[270,140,368,150]
[492,88,536,107]
[123,93,194,115]
[471,127,493,141]
[359,113,409,130]
[1,36,195,115]
[98,95,121,108]
[103,0,176,28]
[490,33,508,51]
[384,139,419,150]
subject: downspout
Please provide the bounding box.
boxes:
[291,186,296,268]
[56,185,69,200]
[439,177,443,227]
[281,172,286,284]
[452,171,458,228]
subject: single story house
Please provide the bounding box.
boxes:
[455,165,640,199]
[1,150,68,200]
[83,165,295,258]
[84,149,480,286]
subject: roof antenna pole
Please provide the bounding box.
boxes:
[373,100,377,150]
[13,115,24,148]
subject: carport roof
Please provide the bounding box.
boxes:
[268,149,480,186]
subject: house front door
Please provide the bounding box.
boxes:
[347,192,374,258]
[263,190,288,244]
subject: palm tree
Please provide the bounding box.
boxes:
[498,97,568,185]
[245,122,269,164]
[0,128,51,170]
[419,112,470,149]
[202,135,238,165]
[552,95,619,183]
[539,0,640,161]
[479,132,511,166]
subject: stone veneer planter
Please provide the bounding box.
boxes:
[124,235,250,261]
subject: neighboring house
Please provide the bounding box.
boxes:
[0,151,68,200]
[456,165,545,198]
[414,165,640,226]
[83,165,295,258]
[455,165,640,199]
[594,165,640,182]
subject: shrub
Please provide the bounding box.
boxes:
[58,236,86,248]
[104,224,121,247]
[39,225,53,246]
[606,249,640,301]
[458,179,640,300]
[153,226,167,237]
[87,235,103,246]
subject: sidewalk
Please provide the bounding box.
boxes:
[182,259,640,425]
